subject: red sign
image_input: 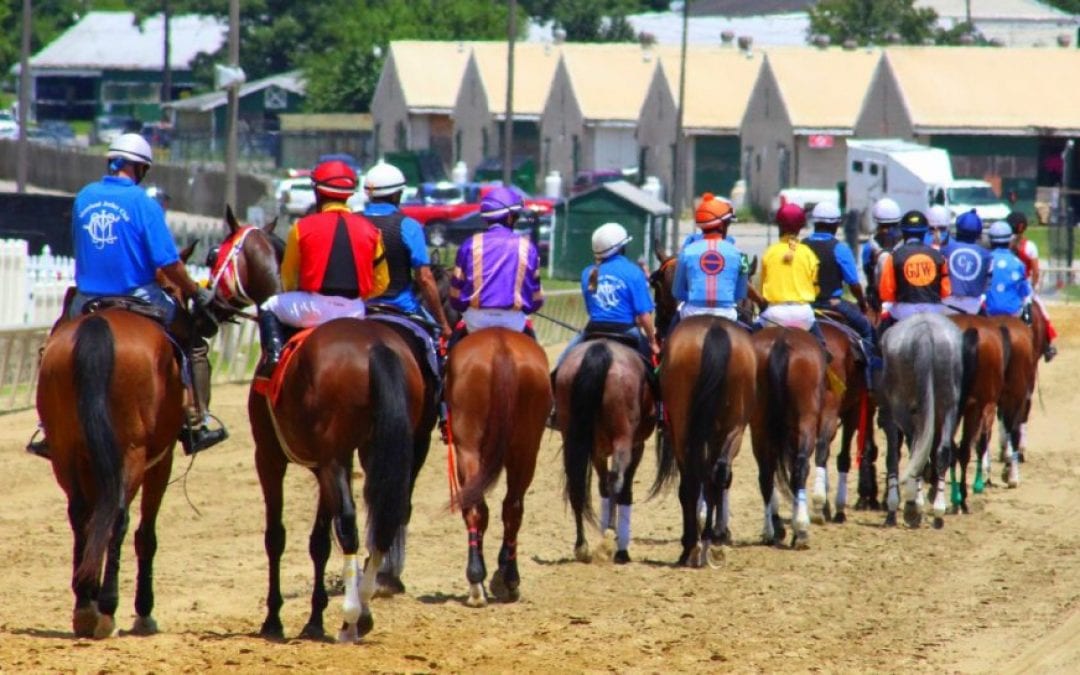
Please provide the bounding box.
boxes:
[808,134,835,149]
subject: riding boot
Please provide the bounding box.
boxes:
[256,310,287,378]
[180,339,228,455]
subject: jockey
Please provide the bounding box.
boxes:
[802,201,874,353]
[941,209,992,315]
[926,204,951,249]
[673,193,749,323]
[361,161,453,340]
[984,221,1032,318]
[448,186,543,342]
[554,222,657,369]
[877,210,951,333]
[255,159,389,376]
[680,194,736,249]
[757,203,831,357]
[1007,211,1057,361]
[29,133,227,458]
[861,197,902,311]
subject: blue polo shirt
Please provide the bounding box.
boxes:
[581,254,654,324]
[942,240,992,298]
[73,175,179,295]
[364,201,429,313]
[985,248,1032,316]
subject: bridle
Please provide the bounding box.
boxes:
[209,225,259,311]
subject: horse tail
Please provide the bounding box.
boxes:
[458,342,517,508]
[901,332,938,485]
[998,324,1012,376]
[563,342,612,524]
[73,315,123,584]
[768,336,796,501]
[958,327,979,415]
[363,343,414,553]
[685,323,731,486]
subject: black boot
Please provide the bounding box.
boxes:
[256,310,287,378]
[180,339,228,455]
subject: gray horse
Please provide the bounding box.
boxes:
[878,313,964,529]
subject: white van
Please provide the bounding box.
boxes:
[846,139,1009,232]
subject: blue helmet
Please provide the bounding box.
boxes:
[480,186,523,224]
[900,210,929,238]
[988,220,1013,246]
[955,209,983,239]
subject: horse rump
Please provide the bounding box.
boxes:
[456,344,518,510]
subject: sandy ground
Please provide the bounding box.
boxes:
[0,311,1079,673]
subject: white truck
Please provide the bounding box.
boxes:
[845,139,1010,233]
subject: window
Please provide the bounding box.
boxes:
[395,121,407,151]
[869,163,879,176]
[852,160,864,173]
[454,130,462,162]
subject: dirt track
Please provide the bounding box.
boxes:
[1,309,1079,673]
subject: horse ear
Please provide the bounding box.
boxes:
[178,240,198,264]
[264,216,278,235]
[225,204,240,234]
[652,237,669,263]
[748,255,759,277]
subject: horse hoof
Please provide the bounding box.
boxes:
[574,542,592,563]
[792,532,810,551]
[884,512,898,527]
[705,546,724,569]
[490,570,520,603]
[374,572,406,598]
[832,510,847,524]
[465,583,487,608]
[94,614,116,640]
[933,516,945,530]
[1018,451,1026,463]
[689,543,705,568]
[259,619,285,641]
[903,502,922,529]
[72,605,99,638]
[810,511,826,526]
[613,550,631,565]
[854,497,869,511]
[299,622,327,641]
[337,623,359,644]
[960,503,970,515]
[129,616,159,636]
[822,502,833,522]
[595,530,616,563]
[718,528,733,546]
[357,609,375,638]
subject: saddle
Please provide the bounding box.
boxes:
[366,306,442,382]
[814,309,870,364]
[580,330,659,398]
[82,295,170,324]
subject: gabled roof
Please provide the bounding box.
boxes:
[559,44,666,124]
[470,42,564,119]
[574,180,672,215]
[20,11,225,73]
[656,45,763,134]
[165,71,304,113]
[386,40,478,112]
[763,47,881,133]
[881,46,1080,135]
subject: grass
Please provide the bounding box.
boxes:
[1024,224,1080,261]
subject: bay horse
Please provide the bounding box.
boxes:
[877,314,963,529]
[812,318,875,524]
[652,316,756,566]
[749,327,826,549]
[206,209,428,641]
[445,328,551,606]
[555,339,655,564]
[947,315,1006,512]
[991,316,1037,489]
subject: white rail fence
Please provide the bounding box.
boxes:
[0,243,586,414]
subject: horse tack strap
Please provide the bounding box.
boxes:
[210,226,257,305]
[446,408,462,512]
[264,396,318,469]
[252,327,319,469]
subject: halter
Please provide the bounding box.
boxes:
[209,225,258,307]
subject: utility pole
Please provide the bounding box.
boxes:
[162,0,172,114]
[225,0,240,208]
[16,0,31,193]
[669,0,690,254]
[502,0,516,187]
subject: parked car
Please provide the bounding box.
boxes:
[140,122,172,149]
[91,115,141,146]
[400,181,480,228]
[275,176,316,217]
[425,201,552,265]
[0,112,18,140]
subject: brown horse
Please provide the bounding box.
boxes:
[947,315,1006,511]
[206,210,429,641]
[811,319,875,524]
[652,316,756,566]
[555,339,656,564]
[445,328,551,606]
[37,310,185,639]
[990,316,1037,489]
[749,328,827,548]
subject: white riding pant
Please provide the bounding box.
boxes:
[463,307,526,333]
[261,291,366,328]
[679,303,738,321]
[943,295,983,316]
[760,303,815,330]
[889,302,949,321]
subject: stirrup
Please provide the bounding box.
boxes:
[1044,344,1057,363]
[180,413,229,455]
[26,428,50,459]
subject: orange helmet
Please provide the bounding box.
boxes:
[311,159,357,201]
[695,192,735,230]
[775,203,806,234]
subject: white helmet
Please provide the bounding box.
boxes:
[927,205,951,229]
[364,161,406,197]
[591,222,632,258]
[871,197,901,225]
[810,201,842,226]
[106,133,153,166]
[988,220,1013,244]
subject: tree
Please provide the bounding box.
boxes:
[1042,0,1080,13]
[808,0,939,46]
[521,0,666,42]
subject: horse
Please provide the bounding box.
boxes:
[554,338,656,564]
[991,316,1037,489]
[947,315,1007,512]
[651,316,756,566]
[877,313,964,529]
[208,208,426,641]
[445,328,551,606]
[810,318,876,525]
[749,328,827,549]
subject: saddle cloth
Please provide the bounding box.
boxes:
[253,327,315,407]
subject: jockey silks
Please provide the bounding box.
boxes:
[879,242,950,305]
[581,254,654,324]
[365,202,429,314]
[941,240,992,299]
[282,205,388,299]
[674,236,747,309]
[985,248,1032,317]
[450,225,543,313]
[803,236,842,301]
[760,235,819,304]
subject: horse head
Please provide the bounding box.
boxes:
[205,205,284,316]
[648,240,678,339]
[428,250,461,328]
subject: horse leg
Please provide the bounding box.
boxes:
[704,452,730,568]
[67,491,100,638]
[932,433,952,529]
[463,501,489,608]
[1006,423,1023,488]
[93,506,129,640]
[676,468,703,567]
[256,446,288,640]
[792,437,812,549]
[613,442,644,565]
[811,432,832,526]
[491,441,539,603]
[329,462,369,643]
[132,456,170,636]
[882,412,901,527]
[756,446,783,546]
[299,485,332,641]
[834,421,854,523]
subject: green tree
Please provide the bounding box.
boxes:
[808,0,939,46]
[1042,0,1080,13]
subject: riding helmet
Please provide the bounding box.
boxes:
[810,201,842,228]
[591,222,632,258]
[363,161,407,197]
[775,202,806,234]
[695,192,735,230]
[900,210,929,238]
[106,133,154,166]
[479,186,523,223]
[312,159,358,200]
[955,209,983,238]
[988,221,1013,245]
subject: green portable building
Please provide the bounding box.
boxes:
[551,180,671,280]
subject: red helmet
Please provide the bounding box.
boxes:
[311,160,357,200]
[775,203,806,234]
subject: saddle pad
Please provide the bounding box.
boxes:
[252,327,315,406]
[816,313,867,359]
[366,313,440,380]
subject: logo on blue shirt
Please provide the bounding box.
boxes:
[948,248,983,282]
[593,275,628,311]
